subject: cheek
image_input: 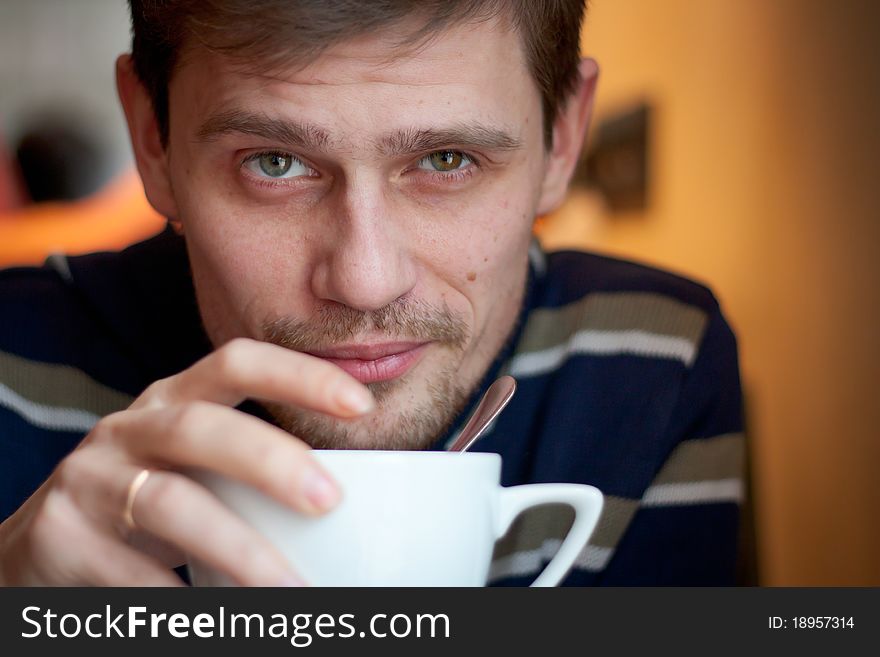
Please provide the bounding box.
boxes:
[457,191,535,281]
[195,236,307,320]
[172,157,302,284]
[177,195,313,339]
[426,191,535,330]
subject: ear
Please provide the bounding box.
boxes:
[116,54,179,220]
[536,58,599,216]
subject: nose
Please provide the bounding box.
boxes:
[310,179,417,312]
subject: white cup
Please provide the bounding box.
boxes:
[189,450,603,587]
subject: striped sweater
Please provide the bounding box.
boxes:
[0,228,744,585]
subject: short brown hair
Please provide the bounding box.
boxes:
[128,0,586,147]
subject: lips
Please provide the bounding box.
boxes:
[306,342,429,384]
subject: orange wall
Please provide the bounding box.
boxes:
[0,171,164,267]
[541,0,880,584]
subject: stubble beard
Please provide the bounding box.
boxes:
[262,355,468,450]
[258,298,472,450]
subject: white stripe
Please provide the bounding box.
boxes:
[489,539,613,582]
[45,252,73,283]
[0,382,100,433]
[442,428,463,451]
[573,544,614,572]
[488,478,742,581]
[528,240,547,277]
[642,478,743,507]
[509,329,697,378]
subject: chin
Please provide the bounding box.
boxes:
[261,366,470,451]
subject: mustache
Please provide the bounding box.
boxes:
[261,298,469,352]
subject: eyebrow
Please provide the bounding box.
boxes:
[196,110,523,155]
[196,110,332,151]
[378,125,524,156]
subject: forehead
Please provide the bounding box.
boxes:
[169,16,541,144]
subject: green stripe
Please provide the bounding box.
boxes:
[514,292,709,354]
[492,495,639,560]
[0,350,133,417]
[589,496,640,547]
[651,433,745,486]
[490,434,743,561]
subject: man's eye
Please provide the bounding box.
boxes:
[243,152,310,179]
[417,150,472,172]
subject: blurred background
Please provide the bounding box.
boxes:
[0,0,163,262]
[0,0,878,585]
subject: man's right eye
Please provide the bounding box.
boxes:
[242,151,311,179]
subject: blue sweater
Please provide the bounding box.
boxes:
[0,228,744,585]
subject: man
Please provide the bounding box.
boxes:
[0,0,744,586]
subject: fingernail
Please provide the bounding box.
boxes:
[278,574,307,587]
[337,386,375,414]
[303,469,341,511]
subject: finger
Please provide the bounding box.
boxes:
[130,469,305,587]
[109,403,339,515]
[20,490,182,586]
[82,531,185,587]
[132,338,374,417]
[50,448,189,568]
[127,531,188,569]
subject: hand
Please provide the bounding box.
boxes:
[0,338,375,586]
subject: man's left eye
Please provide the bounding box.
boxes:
[417,150,472,172]
[242,152,311,179]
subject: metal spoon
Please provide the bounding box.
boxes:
[447,375,517,452]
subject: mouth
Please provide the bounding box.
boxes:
[305,341,430,384]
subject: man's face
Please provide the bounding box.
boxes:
[162,17,550,449]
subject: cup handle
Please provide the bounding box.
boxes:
[494,484,604,587]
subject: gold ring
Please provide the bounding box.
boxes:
[123,469,151,531]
